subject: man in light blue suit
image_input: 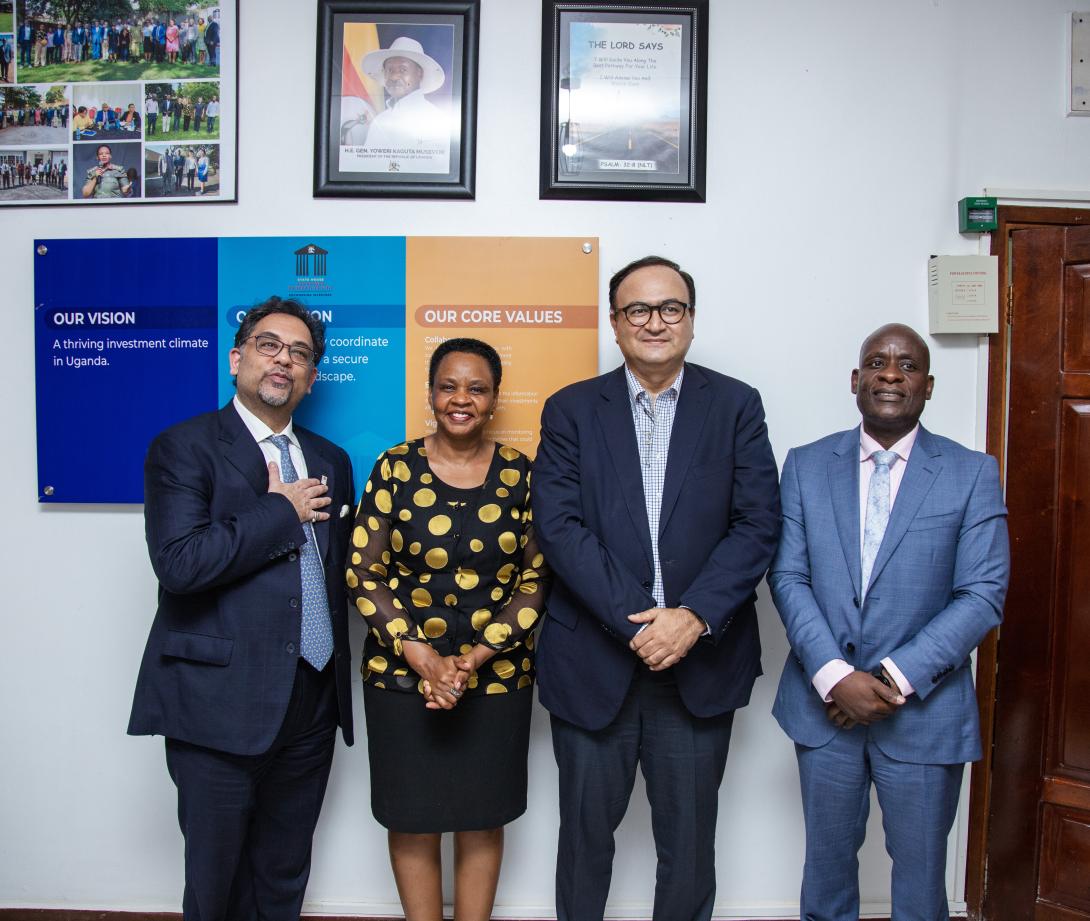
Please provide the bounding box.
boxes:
[771,323,1009,921]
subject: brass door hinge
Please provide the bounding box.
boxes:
[1005,286,1014,327]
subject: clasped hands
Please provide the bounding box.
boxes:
[267,461,331,524]
[826,669,906,729]
[402,641,495,711]
[627,607,704,671]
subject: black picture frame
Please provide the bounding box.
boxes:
[0,1,239,208]
[540,0,708,202]
[314,0,479,199]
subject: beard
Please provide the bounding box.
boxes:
[257,377,292,408]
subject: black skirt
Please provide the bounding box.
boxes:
[363,683,533,833]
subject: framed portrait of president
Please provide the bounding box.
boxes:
[314,0,479,199]
[540,0,708,202]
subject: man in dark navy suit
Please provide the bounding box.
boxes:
[533,256,781,921]
[17,20,34,67]
[129,297,355,921]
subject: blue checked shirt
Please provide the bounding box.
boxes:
[624,364,684,606]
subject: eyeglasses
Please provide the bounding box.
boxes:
[612,299,692,327]
[244,334,316,367]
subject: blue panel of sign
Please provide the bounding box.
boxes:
[35,236,408,504]
[216,237,406,488]
[35,238,220,503]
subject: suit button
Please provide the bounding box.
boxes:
[852,597,859,608]
[289,598,299,609]
[286,642,296,654]
[845,643,855,655]
[642,580,652,589]
[288,553,298,562]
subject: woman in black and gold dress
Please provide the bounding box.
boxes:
[347,337,547,921]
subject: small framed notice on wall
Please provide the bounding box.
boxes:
[540,0,708,202]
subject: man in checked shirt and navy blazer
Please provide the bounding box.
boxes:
[533,255,782,921]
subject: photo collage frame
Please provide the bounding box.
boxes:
[0,0,236,206]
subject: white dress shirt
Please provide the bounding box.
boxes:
[232,395,309,478]
[232,396,323,571]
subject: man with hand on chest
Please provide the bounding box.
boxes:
[129,297,355,921]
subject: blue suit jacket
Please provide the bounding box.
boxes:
[770,425,1008,764]
[533,363,782,731]
[128,403,355,755]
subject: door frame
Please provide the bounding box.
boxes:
[965,205,1090,918]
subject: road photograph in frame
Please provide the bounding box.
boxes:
[540,0,707,202]
[314,0,479,199]
[1,0,236,207]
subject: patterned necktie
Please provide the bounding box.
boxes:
[861,450,899,597]
[268,435,333,670]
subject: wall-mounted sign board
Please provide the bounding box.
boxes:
[34,235,599,503]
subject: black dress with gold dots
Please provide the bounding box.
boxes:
[346,439,548,832]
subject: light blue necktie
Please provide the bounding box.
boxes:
[861,450,898,597]
[268,435,333,670]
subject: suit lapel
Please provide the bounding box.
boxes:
[866,426,941,591]
[829,427,863,601]
[297,428,334,563]
[658,365,711,536]
[596,368,654,570]
[219,403,269,498]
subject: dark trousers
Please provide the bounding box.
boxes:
[551,667,734,921]
[165,659,338,921]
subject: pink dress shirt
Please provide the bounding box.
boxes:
[811,424,919,702]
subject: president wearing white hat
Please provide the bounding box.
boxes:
[359,35,450,166]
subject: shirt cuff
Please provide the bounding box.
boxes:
[813,659,854,703]
[880,657,915,697]
[679,605,711,636]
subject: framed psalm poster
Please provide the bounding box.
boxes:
[540,0,707,202]
[1,1,237,207]
[314,0,479,199]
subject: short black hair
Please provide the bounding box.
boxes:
[428,337,502,390]
[234,296,326,362]
[608,255,696,313]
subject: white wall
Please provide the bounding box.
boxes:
[2,0,1086,916]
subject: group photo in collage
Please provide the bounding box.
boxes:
[0,0,229,204]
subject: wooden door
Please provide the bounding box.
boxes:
[982,218,1090,919]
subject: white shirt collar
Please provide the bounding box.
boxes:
[232,395,298,448]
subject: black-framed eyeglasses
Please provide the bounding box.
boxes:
[612,299,692,327]
[244,334,316,367]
